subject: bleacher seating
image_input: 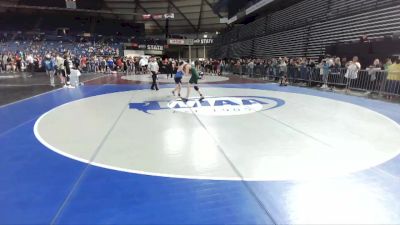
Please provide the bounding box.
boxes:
[266,0,328,33]
[0,12,144,37]
[307,4,400,57]
[254,27,308,58]
[229,39,253,58]
[328,0,395,18]
[238,17,266,40]
[211,0,400,59]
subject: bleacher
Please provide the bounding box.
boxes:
[229,39,253,58]
[328,0,395,18]
[211,0,400,59]
[307,4,400,57]
[238,17,267,40]
[254,27,308,58]
[266,0,328,33]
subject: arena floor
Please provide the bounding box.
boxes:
[1,73,400,224]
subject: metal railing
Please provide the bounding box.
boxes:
[221,64,400,97]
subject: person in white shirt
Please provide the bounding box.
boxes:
[139,57,148,74]
[56,54,66,84]
[148,57,159,91]
[345,56,362,90]
[26,54,34,75]
[345,56,361,80]
[68,62,82,88]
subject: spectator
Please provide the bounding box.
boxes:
[56,54,65,85]
[345,56,361,90]
[320,60,330,89]
[279,58,288,86]
[43,54,55,87]
[384,58,392,70]
[385,58,400,99]
[334,57,341,68]
[248,60,255,77]
[139,57,148,74]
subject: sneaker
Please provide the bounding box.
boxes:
[181,98,188,103]
[199,96,205,101]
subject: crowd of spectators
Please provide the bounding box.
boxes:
[197,55,400,97]
[1,35,399,97]
[0,39,120,74]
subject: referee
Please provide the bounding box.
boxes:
[149,57,160,91]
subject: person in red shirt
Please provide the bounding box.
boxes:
[80,56,87,72]
[213,60,220,75]
[15,54,22,72]
[116,57,123,71]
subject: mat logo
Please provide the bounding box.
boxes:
[129,96,284,116]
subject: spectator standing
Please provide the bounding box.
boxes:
[139,57,148,74]
[80,55,87,72]
[279,58,288,86]
[43,54,55,87]
[385,58,400,99]
[366,59,383,94]
[248,60,255,77]
[1,53,7,72]
[69,63,82,88]
[56,54,65,85]
[107,57,114,72]
[384,58,392,70]
[320,60,330,89]
[15,54,22,72]
[300,58,308,81]
[26,54,34,75]
[345,56,361,89]
[334,57,341,68]
[64,54,72,87]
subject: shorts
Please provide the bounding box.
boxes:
[174,77,182,84]
[189,78,198,84]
